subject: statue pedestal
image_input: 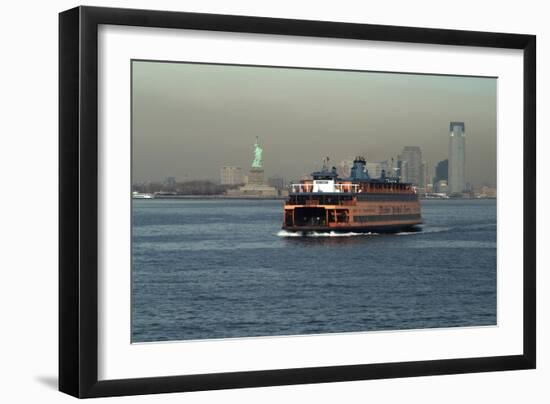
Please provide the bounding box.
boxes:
[226,167,277,198]
[248,168,264,185]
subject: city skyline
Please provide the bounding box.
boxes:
[132,61,497,187]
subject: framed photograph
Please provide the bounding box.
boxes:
[59,6,536,398]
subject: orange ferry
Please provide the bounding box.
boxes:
[282,157,422,233]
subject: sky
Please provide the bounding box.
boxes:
[132,60,497,187]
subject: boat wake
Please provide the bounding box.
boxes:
[278,226,451,238]
[277,230,378,238]
[395,226,450,236]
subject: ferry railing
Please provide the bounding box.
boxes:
[290,184,312,193]
[289,183,359,193]
[335,184,359,193]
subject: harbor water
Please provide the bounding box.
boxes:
[132,199,496,342]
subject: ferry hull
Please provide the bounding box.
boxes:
[282,222,422,234]
[283,201,422,233]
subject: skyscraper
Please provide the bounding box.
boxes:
[448,122,466,194]
[398,146,424,186]
[434,159,449,184]
[433,159,449,194]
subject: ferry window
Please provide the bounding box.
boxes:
[336,210,349,223]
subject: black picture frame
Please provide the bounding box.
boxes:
[59,5,536,398]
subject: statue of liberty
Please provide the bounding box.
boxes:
[252,136,263,168]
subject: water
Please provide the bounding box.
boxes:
[132,199,496,342]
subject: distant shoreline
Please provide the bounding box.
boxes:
[143,195,287,200]
[135,195,496,201]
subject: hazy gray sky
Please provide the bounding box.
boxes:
[132,60,496,186]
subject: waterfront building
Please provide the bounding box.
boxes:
[478,185,497,198]
[365,160,390,179]
[386,156,399,178]
[433,159,449,185]
[397,159,408,183]
[421,162,433,194]
[398,146,424,186]
[165,176,177,190]
[448,122,466,194]
[268,176,285,190]
[220,166,244,185]
[337,158,354,178]
[435,180,448,194]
